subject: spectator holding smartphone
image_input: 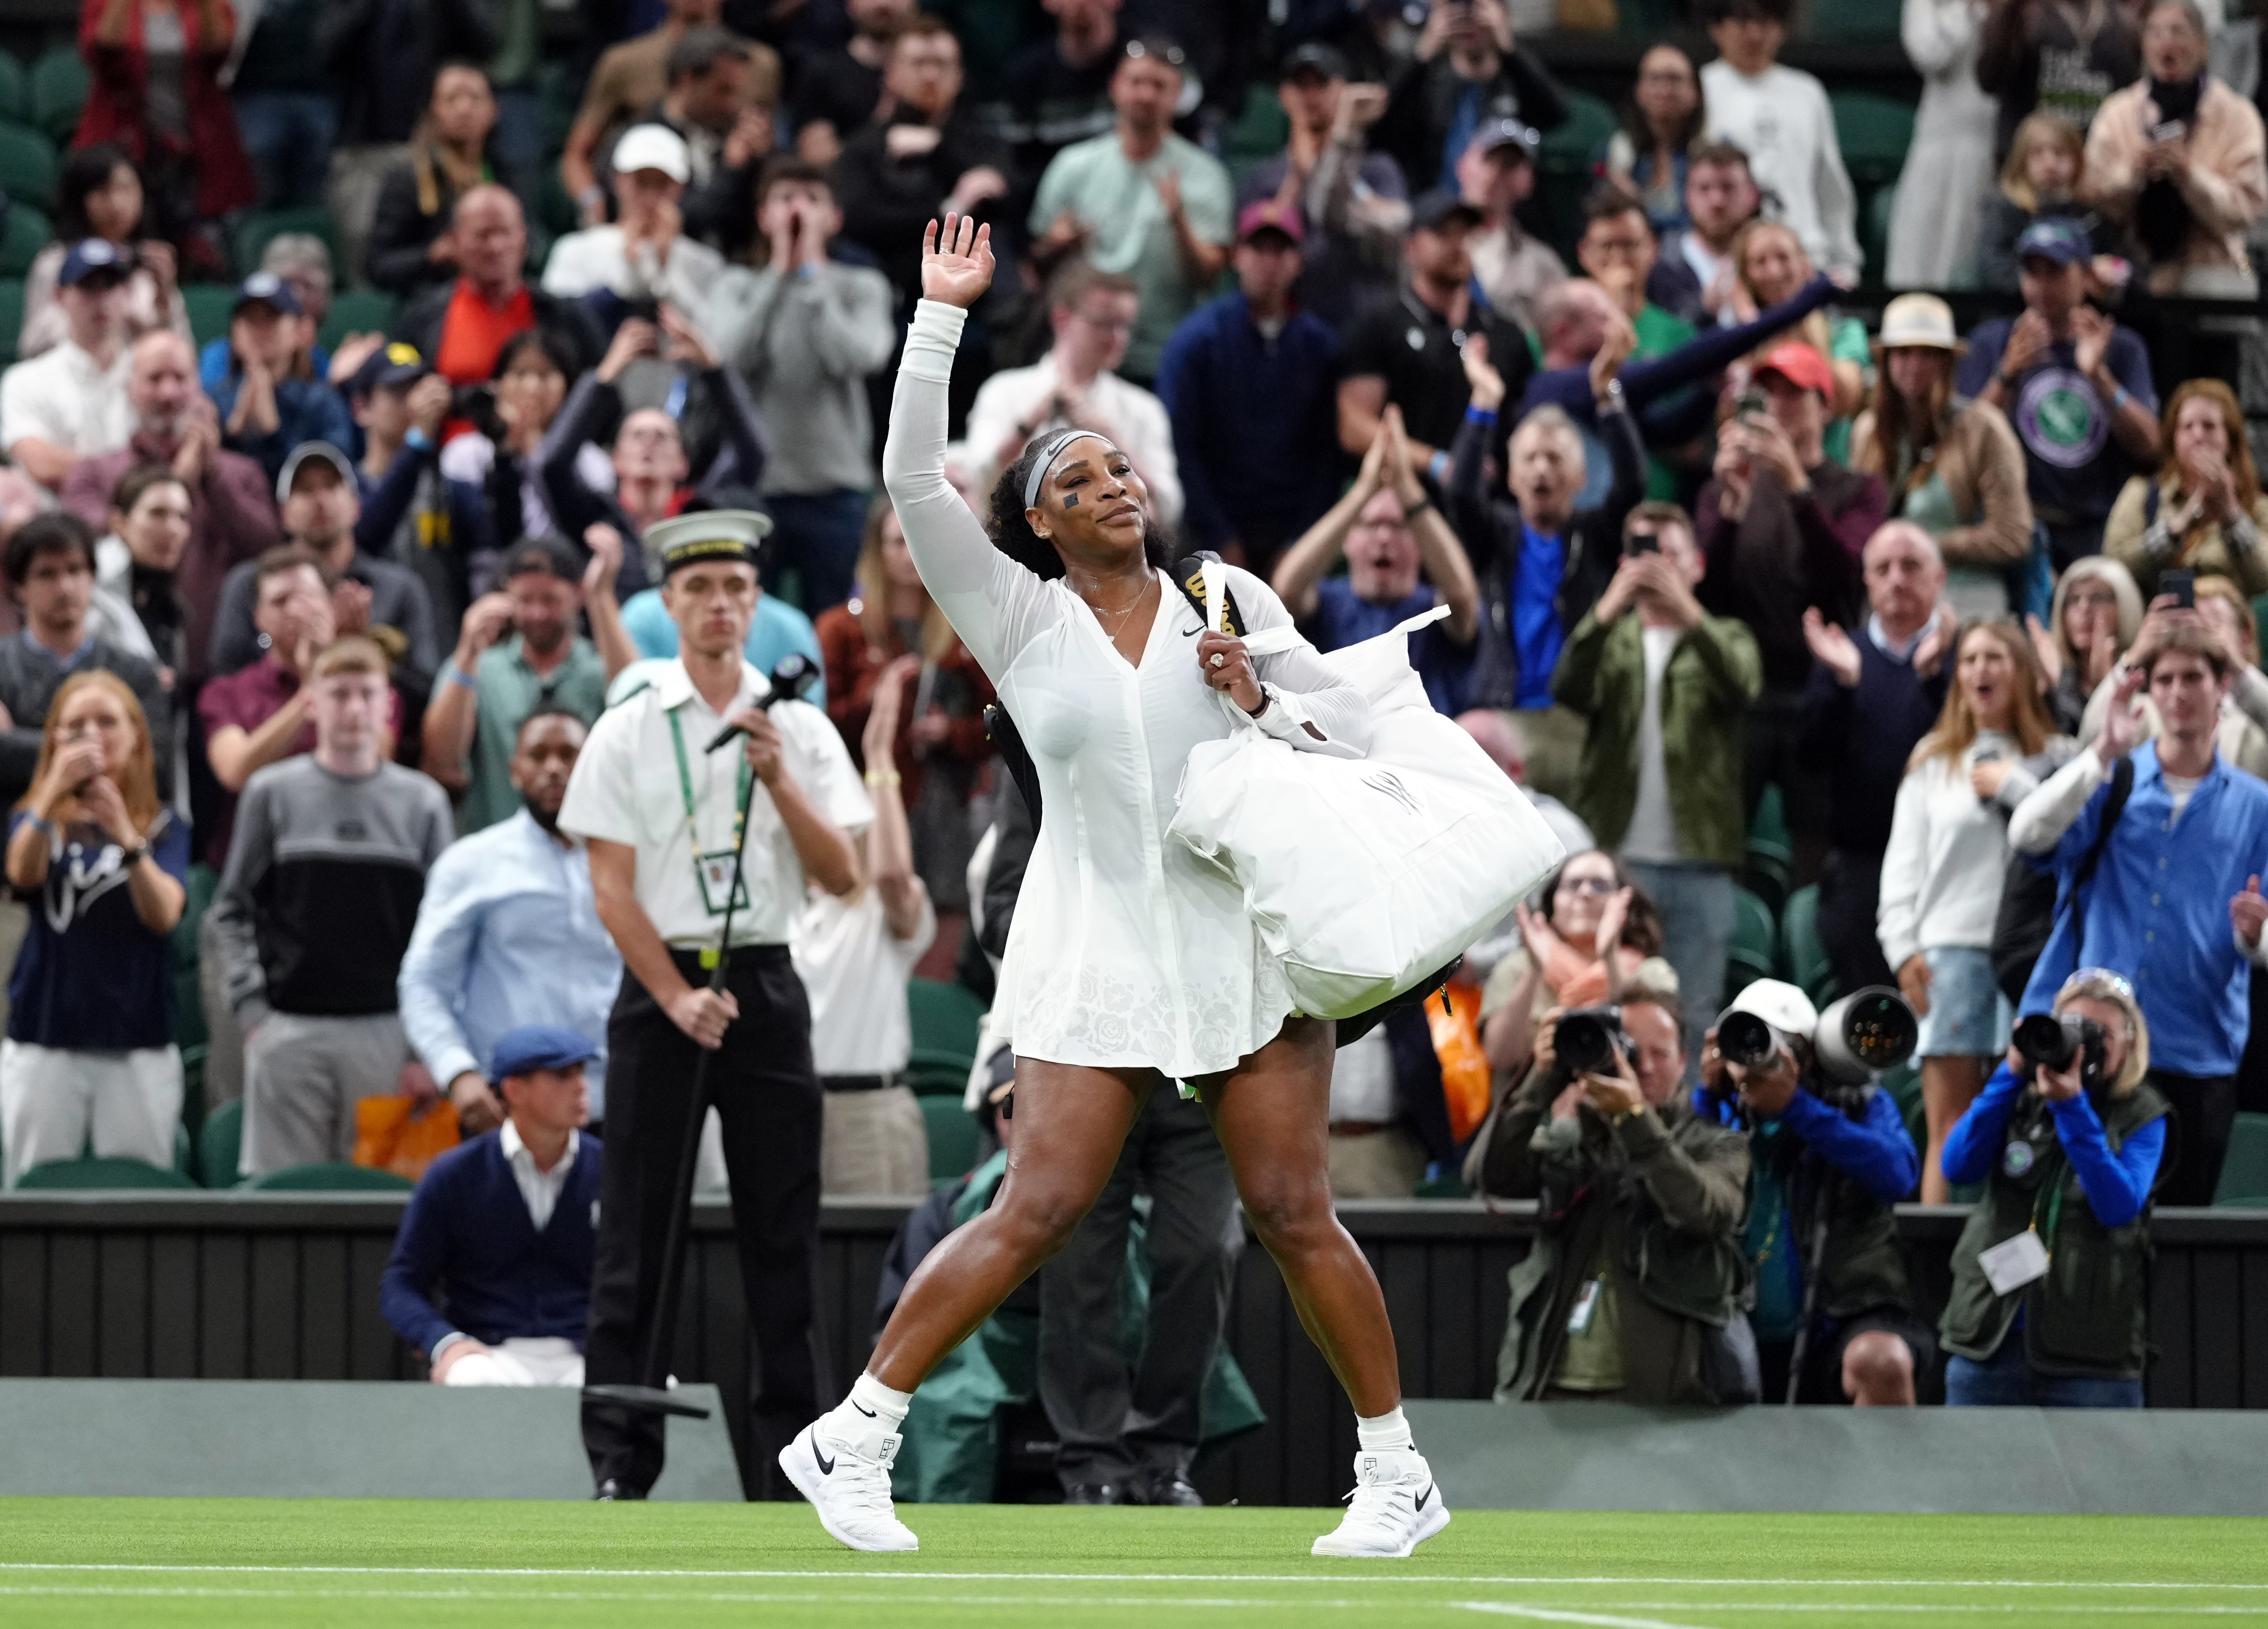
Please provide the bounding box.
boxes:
[2103,380,2268,601]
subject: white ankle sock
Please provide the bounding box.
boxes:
[1356,1406,1413,1452]
[845,1372,914,1428]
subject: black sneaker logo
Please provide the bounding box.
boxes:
[1414,1482,1434,1511]
[851,1401,877,1418]
[813,1442,836,1475]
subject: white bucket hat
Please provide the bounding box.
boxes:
[1877,292,1960,352]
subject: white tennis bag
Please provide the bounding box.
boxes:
[1167,565,1567,1020]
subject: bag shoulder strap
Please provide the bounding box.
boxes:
[2056,754,2137,963]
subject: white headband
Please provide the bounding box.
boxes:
[1023,429,1119,511]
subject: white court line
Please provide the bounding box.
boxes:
[0,1564,2261,1592]
[1455,1606,1711,1629]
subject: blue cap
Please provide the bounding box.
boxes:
[346,340,430,398]
[490,1025,600,1080]
[58,239,133,287]
[233,270,303,317]
[2016,218,2090,268]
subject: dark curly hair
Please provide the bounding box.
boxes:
[986,435,1172,581]
[1536,850,1666,959]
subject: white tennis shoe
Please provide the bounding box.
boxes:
[780,1413,919,1552]
[1311,1447,1451,1558]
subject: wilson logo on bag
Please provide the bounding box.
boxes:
[1361,769,1423,817]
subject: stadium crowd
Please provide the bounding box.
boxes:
[0,0,2265,1459]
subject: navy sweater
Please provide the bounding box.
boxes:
[379,1129,602,1357]
[1797,633,1949,857]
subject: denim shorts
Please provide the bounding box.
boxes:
[1914,946,2011,1059]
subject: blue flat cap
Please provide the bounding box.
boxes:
[490,1025,600,1080]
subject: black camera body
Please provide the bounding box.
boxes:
[1556,1006,1637,1077]
[2013,1011,2109,1091]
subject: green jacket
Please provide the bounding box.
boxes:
[1468,1062,1753,1404]
[1940,1082,2170,1381]
[1552,607,1762,869]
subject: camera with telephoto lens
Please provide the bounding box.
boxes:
[2013,1011,2108,1091]
[1716,987,1919,1086]
[1556,1006,1637,1077]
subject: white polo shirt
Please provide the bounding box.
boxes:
[0,339,134,463]
[558,656,873,948]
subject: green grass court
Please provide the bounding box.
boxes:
[0,1500,2262,1627]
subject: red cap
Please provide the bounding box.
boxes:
[1236,199,1306,245]
[1754,342,1834,398]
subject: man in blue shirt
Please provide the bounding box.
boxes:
[1955,219,2161,570]
[1271,404,1478,716]
[2010,620,2268,1203]
[1155,200,1343,580]
[206,273,357,488]
[399,710,625,1139]
[380,1023,604,1387]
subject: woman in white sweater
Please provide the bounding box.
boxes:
[1887,0,1998,289]
[1879,619,2068,1201]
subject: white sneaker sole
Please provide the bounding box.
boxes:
[778,1426,919,1553]
[1310,1499,1451,1559]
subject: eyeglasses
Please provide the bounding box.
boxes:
[1556,874,1617,897]
[1124,39,1185,66]
[2061,967,2136,1004]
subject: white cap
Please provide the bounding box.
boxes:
[1723,978,1819,1039]
[611,124,692,185]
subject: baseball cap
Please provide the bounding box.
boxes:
[1409,189,1484,235]
[1236,199,1306,245]
[1877,292,1960,352]
[501,537,581,582]
[2016,217,2090,267]
[57,239,134,288]
[647,508,774,578]
[1722,978,1820,1040]
[275,441,355,504]
[1280,42,1349,81]
[345,340,431,399]
[233,271,303,318]
[490,1024,600,1080]
[1754,342,1835,398]
[1476,117,1541,161]
[611,123,692,185]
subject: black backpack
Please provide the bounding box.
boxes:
[1989,755,2134,1005]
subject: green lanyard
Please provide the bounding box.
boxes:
[666,707,752,857]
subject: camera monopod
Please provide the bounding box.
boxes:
[582,652,820,1429]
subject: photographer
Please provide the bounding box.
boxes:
[1939,968,2169,1407]
[1466,992,1754,1405]
[1700,980,1931,1407]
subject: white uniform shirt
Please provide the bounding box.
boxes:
[557,656,872,947]
[792,884,938,1076]
[0,339,134,462]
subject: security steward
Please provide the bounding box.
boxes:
[558,511,872,1500]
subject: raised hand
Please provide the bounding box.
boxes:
[1803,606,1863,687]
[2235,875,2268,949]
[2098,663,2149,760]
[1461,332,1505,411]
[1913,606,1955,679]
[582,523,624,600]
[921,214,995,309]
[2025,613,2064,688]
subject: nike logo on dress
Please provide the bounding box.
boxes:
[814,1443,836,1475]
[1181,624,1200,637]
[851,1401,877,1418]
[1414,1483,1433,1511]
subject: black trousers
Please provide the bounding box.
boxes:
[581,946,825,1496]
[2149,1068,2238,1208]
[1037,1085,1240,1489]
[1817,848,1896,995]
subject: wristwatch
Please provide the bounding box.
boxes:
[1594,376,1626,411]
[118,841,149,867]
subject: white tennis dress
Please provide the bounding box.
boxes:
[884,299,1371,1078]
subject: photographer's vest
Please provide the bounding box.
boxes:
[1940,1082,2170,1380]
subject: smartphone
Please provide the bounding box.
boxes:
[1626,532,1660,557]
[2165,569,2196,610]
[2149,119,2188,143]
[1732,388,1769,425]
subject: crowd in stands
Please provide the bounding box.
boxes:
[0,0,2264,1422]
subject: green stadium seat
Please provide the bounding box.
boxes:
[182,283,236,347]
[232,204,342,281]
[28,46,86,145]
[0,53,26,125]
[1811,0,1902,41]
[908,976,984,1077]
[1831,92,1918,190]
[320,288,398,353]
[1745,783,1793,915]
[1413,1171,1468,1199]
[171,863,218,1061]
[1224,82,1289,162]
[2212,1112,2268,1205]
[16,1156,198,1190]
[1538,89,1617,172]
[0,202,47,278]
[244,1162,415,1192]
[198,1097,242,1189]
[1726,886,1779,1001]
[1782,884,1840,1009]
[0,275,22,367]
[922,1093,980,1183]
[0,119,55,209]
[1862,184,1899,289]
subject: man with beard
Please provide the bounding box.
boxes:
[422,536,637,833]
[400,709,626,1139]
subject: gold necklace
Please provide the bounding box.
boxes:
[1085,575,1153,627]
